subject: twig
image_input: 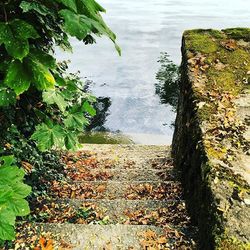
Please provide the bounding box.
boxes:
[3,6,7,22]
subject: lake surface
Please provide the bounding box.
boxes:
[57,0,250,145]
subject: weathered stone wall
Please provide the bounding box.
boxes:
[172,29,250,249]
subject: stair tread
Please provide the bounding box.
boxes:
[47,180,183,200]
[63,166,176,182]
[30,198,191,228]
[16,223,195,250]
[63,151,173,171]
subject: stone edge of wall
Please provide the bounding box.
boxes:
[172,29,250,250]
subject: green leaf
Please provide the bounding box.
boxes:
[0,185,13,202]
[82,101,96,116]
[64,112,89,130]
[0,155,16,167]
[82,93,97,103]
[10,19,39,40]
[7,198,30,217]
[43,89,67,112]
[4,60,31,95]
[58,0,121,54]
[59,8,121,55]
[65,132,79,150]
[60,79,80,100]
[0,156,31,241]
[11,182,32,199]
[59,9,91,40]
[5,39,29,61]
[0,23,10,43]
[29,49,57,69]
[77,0,121,55]
[0,207,15,226]
[54,74,68,87]
[0,222,15,240]
[0,20,39,60]
[4,52,56,94]
[0,87,16,107]
[20,1,52,16]
[82,0,106,13]
[55,0,78,12]
[31,123,65,151]
[77,0,106,18]
[0,166,25,183]
[27,57,56,90]
[115,43,122,56]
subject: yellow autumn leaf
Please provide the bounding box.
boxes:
[45,73,56,84]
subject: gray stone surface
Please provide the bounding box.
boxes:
[42,224,164,250]
[172,29,250,249]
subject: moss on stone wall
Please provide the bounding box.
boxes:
[217,235,250,250]
[184,30,219,53]
[223,28,250,41]
[172,28,250,250]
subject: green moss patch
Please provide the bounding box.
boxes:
[206,69,236,92]
[223,28,250,41]
[193,39,250,95]
[217,236,250,250]
[184,30,219,53]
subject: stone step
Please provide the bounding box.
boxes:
[64,145,171,165]
[30,199,191,228]
[61,152,176,183]
[63,150,172,171]
[16,223,196,250]
[47,181,183,200]
[79,144,170,154]
[62,166,176,182]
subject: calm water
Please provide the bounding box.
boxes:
[57,0,250,144]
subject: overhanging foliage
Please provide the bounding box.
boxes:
[0,0,119,243]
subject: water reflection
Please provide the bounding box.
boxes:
[155,52,180,112]
[87,96,112,132]
[57,0,250,145]
[84,52,179,143]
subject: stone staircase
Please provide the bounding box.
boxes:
[15,144,197,249]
